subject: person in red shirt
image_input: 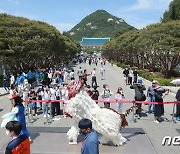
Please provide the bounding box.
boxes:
[82,69,90,87]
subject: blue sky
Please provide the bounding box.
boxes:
[0,0,172,32]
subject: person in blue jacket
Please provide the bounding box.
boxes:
[11,94,31,139]
[78,118,99,154]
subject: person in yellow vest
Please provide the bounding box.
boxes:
[5,121,30,154]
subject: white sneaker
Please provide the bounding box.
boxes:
[52,117,60,121]
[154,120,159,123]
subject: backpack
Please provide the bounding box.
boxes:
[135,86,146,101]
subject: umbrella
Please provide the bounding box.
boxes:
[170,79,180,85]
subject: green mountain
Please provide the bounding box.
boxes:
[67,10,136,41]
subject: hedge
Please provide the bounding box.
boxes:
[114,62,175,86]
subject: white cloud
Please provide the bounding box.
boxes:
[130,0,152,10]
[6,0,19,5]
[128,0,173,11]
[128,18,156,29]
[53,23,75,32]
[0,9,5,13]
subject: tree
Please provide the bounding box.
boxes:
[102,21,180,78]
[162,0,180,22]
[0,14,80,73]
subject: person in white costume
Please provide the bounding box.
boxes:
[65,90,127,146]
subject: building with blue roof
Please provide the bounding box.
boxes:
[80,37,110,49]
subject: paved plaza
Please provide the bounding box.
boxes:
[0,61,179,154]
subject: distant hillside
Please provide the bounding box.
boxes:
[67,10,136,41]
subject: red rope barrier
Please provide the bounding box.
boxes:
[23,99,180,105]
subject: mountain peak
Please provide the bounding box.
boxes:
[67,10,136,41]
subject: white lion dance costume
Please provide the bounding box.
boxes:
[65,83,128,146]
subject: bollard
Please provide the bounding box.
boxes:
[170,101,177,124]
[129,101,137,123]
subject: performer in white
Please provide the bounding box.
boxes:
[65,90,127,146]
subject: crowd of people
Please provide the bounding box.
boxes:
[1,55,180,154]
[2,56,180,125]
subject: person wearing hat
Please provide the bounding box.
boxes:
[1,94,31,140]
[130,78,146,119]
[153,82,169,123]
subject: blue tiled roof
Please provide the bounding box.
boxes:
[80,38,110,45]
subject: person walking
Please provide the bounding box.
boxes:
[78,118,99,154]
[133,69,138,83]
[82,69,90,87]
[123,68,129,85]
[115,87,125,114]
[128,68,133,85]
[69,69,75,80]
[77,67,83,79]
[146,81,156,113]
[91,68,97,87]
[5,121,30,154]
[10,74,15,86]
[130,78,146,119]
[101,84,112,108]
[89,58,92,65]
[99,67,105,80]
[3,73,10,92]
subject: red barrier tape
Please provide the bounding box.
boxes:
[23,99,180,105]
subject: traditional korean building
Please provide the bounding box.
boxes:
[80,37,110,49]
